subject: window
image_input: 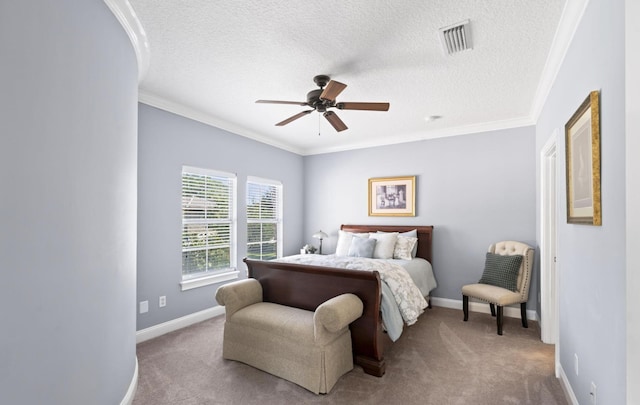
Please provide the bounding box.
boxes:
[181,166,237,287]
[247,177,282,260]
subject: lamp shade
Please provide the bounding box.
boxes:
[312,230,328,239]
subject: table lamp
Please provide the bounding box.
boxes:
[312,230,328,255]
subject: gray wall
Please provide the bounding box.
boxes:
[137,104,304,330]
[303,127,537,308]
[0,1,138,404]
[535,0,626,403]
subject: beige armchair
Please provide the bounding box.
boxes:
[461,241,534,335]
[215,278,363,394]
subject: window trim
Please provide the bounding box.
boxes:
[181,166,237,287]
[180,269,239,291]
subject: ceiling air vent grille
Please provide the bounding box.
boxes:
[439,20,471,55]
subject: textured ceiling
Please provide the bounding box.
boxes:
[130,0,567,155]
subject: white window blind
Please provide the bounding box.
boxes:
[181,166,236,279]
[246,177,282,260]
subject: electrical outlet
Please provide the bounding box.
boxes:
[574,353,579,376]
[590,382,597,404]
[159,296,166,308]
[139,300,149,314]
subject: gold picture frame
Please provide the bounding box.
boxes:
[565,90,601,225]
[368,176,415,216]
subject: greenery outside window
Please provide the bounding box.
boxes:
[247,176,283,260]
[181,166,237,286]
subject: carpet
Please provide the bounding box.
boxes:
[133,306,568,404]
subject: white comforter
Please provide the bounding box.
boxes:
[276,254,429,340]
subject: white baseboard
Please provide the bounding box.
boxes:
[558,363,579,405]
[136,306,225,344]
[136,299,535,343]
[120,356,138,405]
[430,297,538,321]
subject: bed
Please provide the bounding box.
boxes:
[243,224,435,377]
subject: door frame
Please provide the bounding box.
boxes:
[540,131,559,375]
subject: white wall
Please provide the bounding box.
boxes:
[625,1,640,403]
[0,1,138,404]
[535,0,626,403]
[303,127,537,307]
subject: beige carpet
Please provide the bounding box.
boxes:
[133,306,568,404]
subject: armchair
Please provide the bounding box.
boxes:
[215,278,363,394]
[462,241,534,335]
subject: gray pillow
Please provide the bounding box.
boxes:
[335,230,369,256]
[478,253,523,292]
[348,237,377,258]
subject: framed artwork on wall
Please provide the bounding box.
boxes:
[565,90,601,225]
[368,176,415,216]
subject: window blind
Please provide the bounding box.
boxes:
[247,177,282,260]
[182,166,236,278]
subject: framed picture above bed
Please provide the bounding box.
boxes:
[565,90,601,225]
[368,176,415,216]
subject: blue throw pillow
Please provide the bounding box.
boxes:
[478,252,523,292]
[348,237,376,258]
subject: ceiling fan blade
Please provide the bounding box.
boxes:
[275,110,313,126]
[336,102,390,111]
[256,99,308,106]
[320,80,347,102]
[323,111,348,132]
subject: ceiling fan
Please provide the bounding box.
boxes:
[256,75,390,132]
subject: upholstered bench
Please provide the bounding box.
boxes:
[215,278,364,394]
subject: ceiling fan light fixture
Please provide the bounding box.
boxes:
[439,19,472,55]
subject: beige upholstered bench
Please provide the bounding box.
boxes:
[215,278,364,394]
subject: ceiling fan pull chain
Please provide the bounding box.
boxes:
[318,113,321,136]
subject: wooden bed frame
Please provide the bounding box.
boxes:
[243,224,434,377]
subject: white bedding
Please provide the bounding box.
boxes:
[275,254,437,341]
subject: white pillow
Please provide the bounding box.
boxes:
[393,236,418,260]
[368,232,398,259]
[335,230,369,256]
[378,229,418,258]
[400,229,419,258]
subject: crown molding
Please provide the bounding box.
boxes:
[138,89,535,156]
[529,0,590,121]
[103,0,150,82]
[140,89,535,156]
[138,90,304,155]
[303,116,536,156]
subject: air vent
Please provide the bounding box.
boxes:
[439,19,471,55]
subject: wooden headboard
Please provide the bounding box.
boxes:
[340,224,434,263]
